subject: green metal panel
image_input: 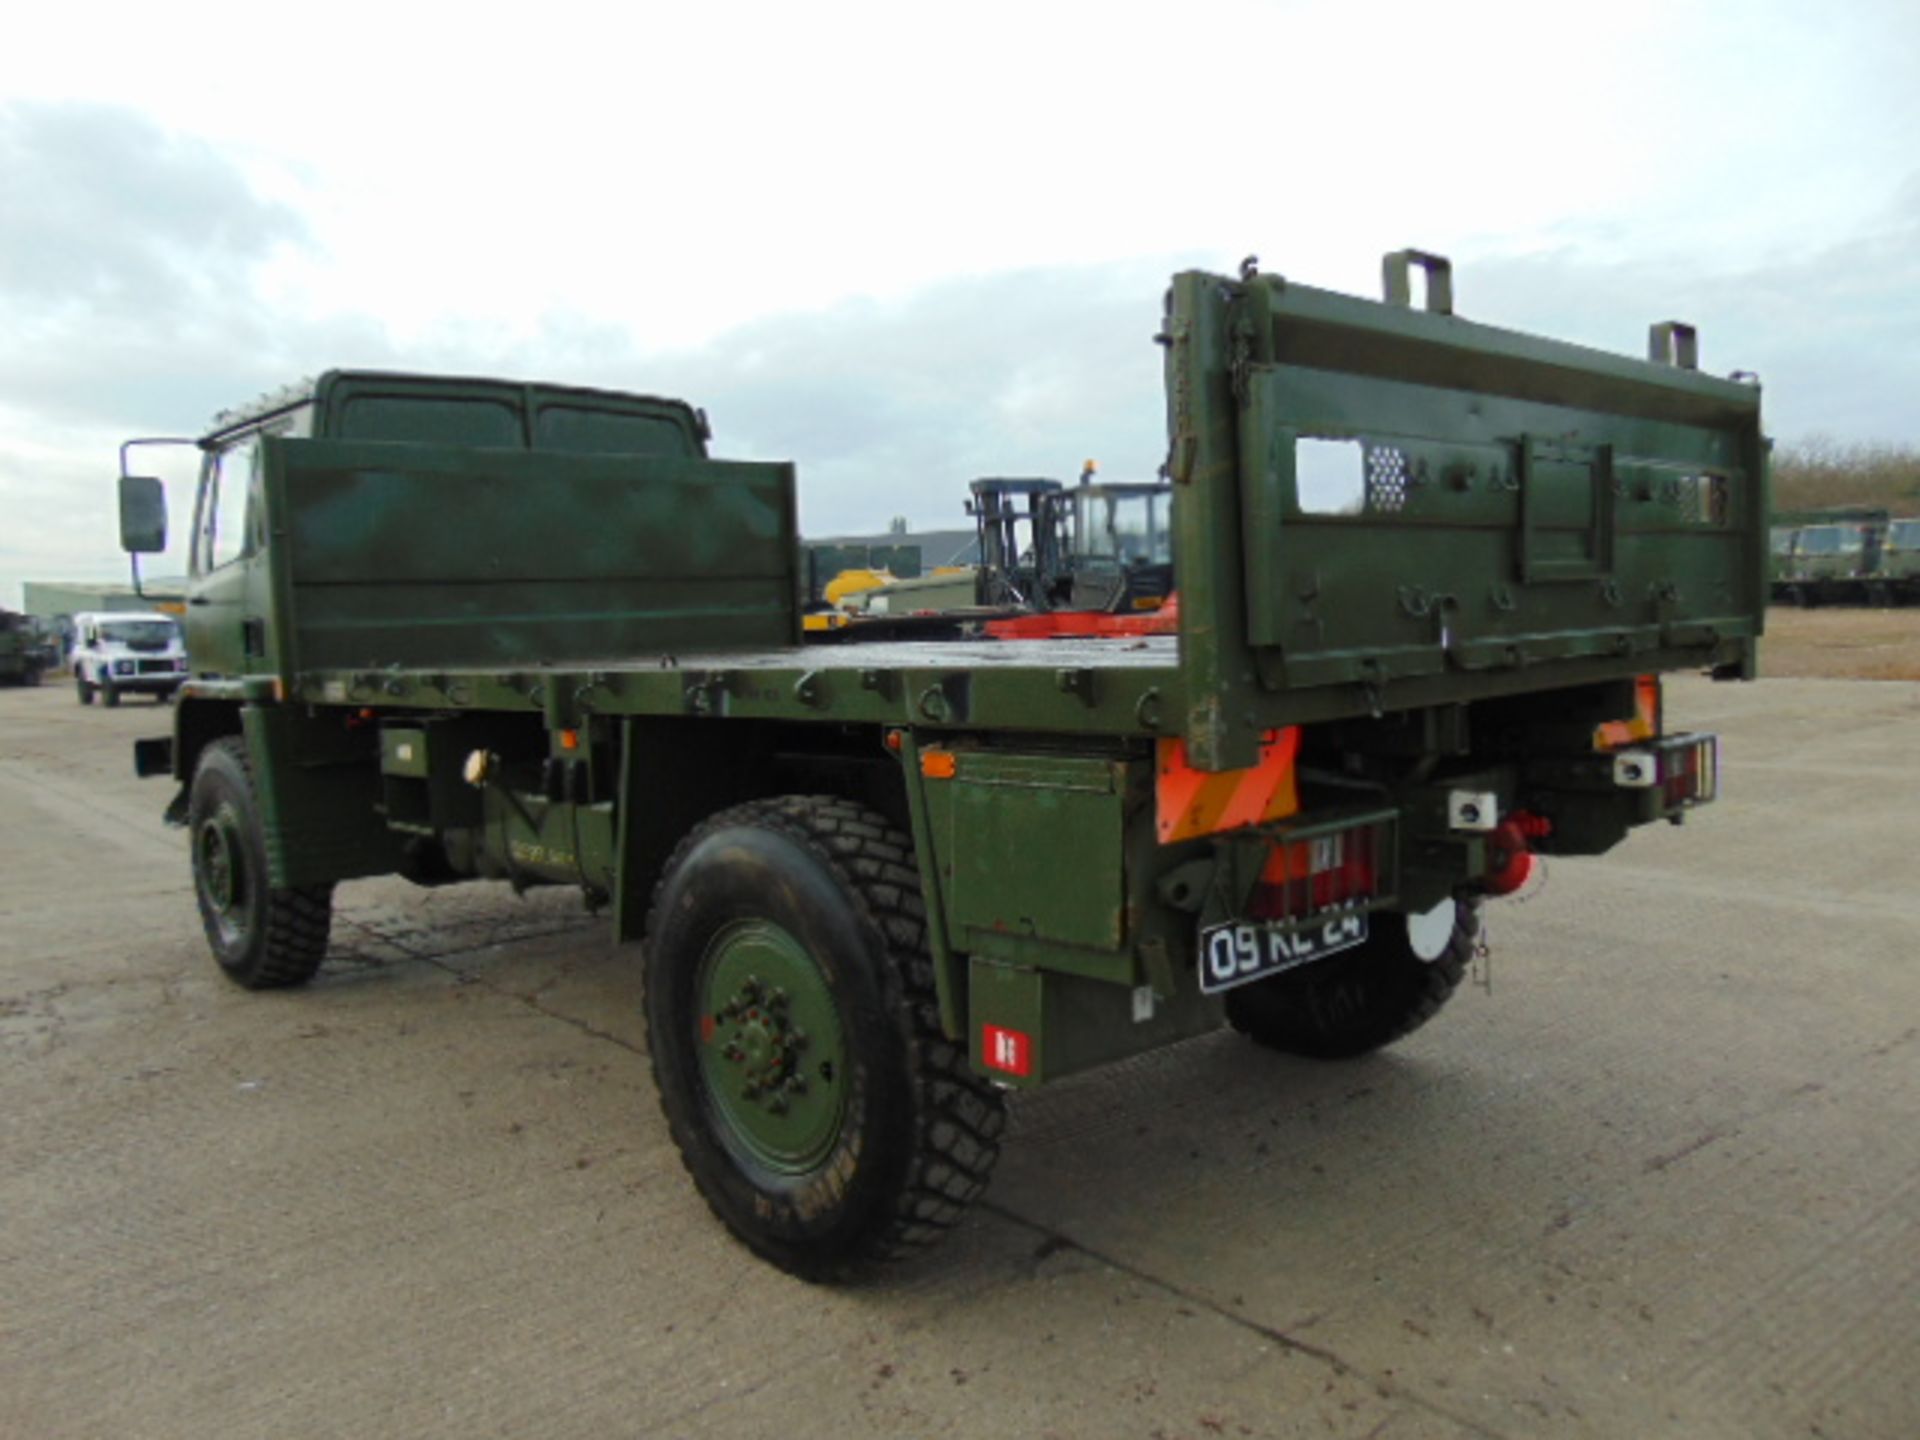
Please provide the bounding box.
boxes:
[965,956,1222,1089]
[379,726,430,777]
[264,437,800,671]
[1165,267,1768,770]
[945,751,1128,954]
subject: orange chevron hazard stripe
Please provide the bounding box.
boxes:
[1155,726,1301,845]
[1594,675,1661,750]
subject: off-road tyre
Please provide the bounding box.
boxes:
[76,673,94,705]
[643,795,1005,1280]
[188,737,334,990]
[1225,899,1479,1060]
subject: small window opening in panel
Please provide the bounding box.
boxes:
[1295,438,1366,515]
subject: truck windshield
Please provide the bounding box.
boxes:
[101,620,177,650]
[1796,527,1857,555]
[1890,520,1920,550]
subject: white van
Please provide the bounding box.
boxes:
[71,611,187,706]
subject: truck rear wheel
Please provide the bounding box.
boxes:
[1224,898,1478,1059]
[188,737,334,990]
[643,796,1005,1280]
[76,674,93,705]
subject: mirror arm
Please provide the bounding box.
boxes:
[117,437,200,594]
[119,436,199,475]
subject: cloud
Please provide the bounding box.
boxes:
[0,100,359,602]
[0,101,344,434]
[0,102,302,308]
[1459,179,1920,443]
[5,98,1919,611]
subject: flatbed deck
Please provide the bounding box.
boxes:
[264,634,1185,740]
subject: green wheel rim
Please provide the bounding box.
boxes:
[695,919,849,1176]
[197,805,250,945]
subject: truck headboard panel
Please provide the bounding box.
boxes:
[264,437,800,672]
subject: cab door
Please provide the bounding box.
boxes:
[184,432,266,678]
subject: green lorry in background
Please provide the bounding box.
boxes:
[122,253,1765,1279]
[1883,516,1920,603]
[1769,506,1888,606]
[0,608,48,686]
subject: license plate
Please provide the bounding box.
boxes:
[1198,911,1370,995]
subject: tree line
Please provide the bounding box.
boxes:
[1773,439,1920,515]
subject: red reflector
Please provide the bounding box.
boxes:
[981,1024,1032,1077]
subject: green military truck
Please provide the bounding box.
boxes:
[0,608,47,686]
[1882,516,1920,603]
[123,253,1764,1278]
[1769,506,1888,606]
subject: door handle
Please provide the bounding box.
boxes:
[188,596,210,606]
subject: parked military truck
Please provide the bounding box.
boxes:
[0,608,46,686]
[123,255,1764,1278]
[1882,516,1920,603]
[1769,506,1889,606]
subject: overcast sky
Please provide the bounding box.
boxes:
[3,0,1917,606]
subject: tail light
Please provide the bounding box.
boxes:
[1248,821,1386,922]
[1659,735,1718,809]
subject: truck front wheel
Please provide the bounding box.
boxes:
[643,796,1005,1279]
[76,673,94,705]
[188,738,334,990]
[1224,898,1478,1059]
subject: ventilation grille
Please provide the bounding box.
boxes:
[1364,444,1410,513]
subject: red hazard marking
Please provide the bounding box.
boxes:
[981,1024,1032,1077]
[700,1014,716,1044]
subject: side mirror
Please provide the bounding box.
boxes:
[119,475,168,553]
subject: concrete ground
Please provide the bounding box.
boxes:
[1,675,1914,1440]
